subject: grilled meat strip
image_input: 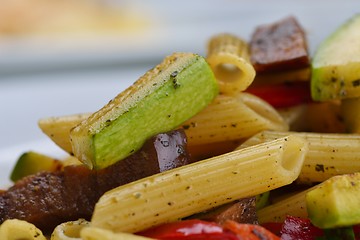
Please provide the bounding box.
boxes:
[250,16,310,73]
[189,197,258,225]
[0,130,191,233]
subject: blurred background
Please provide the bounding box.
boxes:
[0,0,359,186]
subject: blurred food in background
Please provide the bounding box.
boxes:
[0,0,151,38]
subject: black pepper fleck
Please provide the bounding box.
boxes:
[315,164,325,172]
[352,79,360,87]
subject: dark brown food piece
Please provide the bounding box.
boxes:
[0,130,191,233]
[250,16,310,73]
[189,197,258,225]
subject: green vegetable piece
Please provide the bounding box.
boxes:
[256,191,270,210]
[10,151,62,182]
[320,227,355,240]
[311,14,360,101]
[306,172,360,229]
[70,53,219,169]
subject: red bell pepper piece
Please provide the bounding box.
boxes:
[280,215,324,240]
[138,219,282,240]
[137,219,238,240]
[223,220,280,240]
[245,81,312,108]
[261,222,283,236]
[354,225,360,240]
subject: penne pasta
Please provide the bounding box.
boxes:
[38,113,91,154]
[51,219,90,240]
[80,227,154,240]
[206,33,255,95]
[181,92,288,146]
[341,97,360,133]
[240,130,360,184]
[277,104,308,131]
[91,136,308,233]
[187,139,243,161]
[257,187,314,223]
[0,219,46,240]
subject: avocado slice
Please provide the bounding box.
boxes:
[70,53,219,169]
[10,151,63,182]
[306,172,360,229]
[311,14,360,101]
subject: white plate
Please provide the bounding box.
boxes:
[0,0,359,188]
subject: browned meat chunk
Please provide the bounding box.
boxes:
[0,130,191,233]
[250,16,310,73]
[189,197,258,225]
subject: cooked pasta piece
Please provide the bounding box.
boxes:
[257,187,314,223]
[187,139,243,161]
[206,33,255,95]
[240,130,360,183]
[38,113,91,154]
[181,92,288,146]
[341,97,360,133]
[51,219,90,240]
[81,227,154,240]
[91,136,308,233]
[277,104,308,131]
[0,219,46,240]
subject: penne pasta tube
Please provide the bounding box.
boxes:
[38,113,91,154]
[240,130,360,184]
[187,139,243,161]
[181,92,288,146]
[207,33,255,95]
[277,104,308,131]
[81,227,154,240]
[0,219,46,240]
[51,219,90,240]
[257,187,314,224]
[91,136,308,233]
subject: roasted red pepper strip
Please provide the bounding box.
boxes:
[246,81,312,108]
[354,225,360,240]
[137,219,238,240]
[279,216,324,240]
[261,222,283,236]
[263,217,360,240]
[223,220,280,240]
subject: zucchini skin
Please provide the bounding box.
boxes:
[71,53,218,169]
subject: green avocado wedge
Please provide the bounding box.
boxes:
[311,14,360,101]
[70,53,219,169]
[306,172,360,229]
